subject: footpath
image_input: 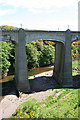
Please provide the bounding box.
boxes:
[0,70,55,119]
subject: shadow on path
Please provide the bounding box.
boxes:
[30,75,80,92]
[0,75,80,98]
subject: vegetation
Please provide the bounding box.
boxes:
[72,41,80,61]
[0,25,18,30]
[72,41,80,76]
[0,41,15,78]
[10,88,79,118]
[39,44,55,67]
[26,40,55,69]
[26,42,40,69]
[72,60,79,68]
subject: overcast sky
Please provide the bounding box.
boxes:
[0,0,79,31]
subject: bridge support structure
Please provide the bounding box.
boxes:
[15,29,30,92]
[54,29,73,87]
[1,28,80,92]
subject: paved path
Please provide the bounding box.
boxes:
[0,89,56,119]
[0,94,30,119]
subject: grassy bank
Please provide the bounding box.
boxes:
[72,60,80,76]
[10,88,79,119]
[72,60,79,68]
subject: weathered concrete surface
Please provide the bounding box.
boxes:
[53,42,64,84]
[54,30,73,87]
[25,31,65,44]
[62,29,73,87]
[15,29,30,92]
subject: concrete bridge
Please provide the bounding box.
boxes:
[0,29,80,92]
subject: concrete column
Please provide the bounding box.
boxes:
[62,29,73,87]
[54,42,62,81]
[54,42,64,84]
[15,28,30,92]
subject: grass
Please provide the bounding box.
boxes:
[72,60,80,76]
[72,71,79,76]
[9,60,80,119]
[72,60,79,68]
[10,88,79,119]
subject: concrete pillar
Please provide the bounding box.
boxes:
[15,28,30,92]
[54,29,73,87]
[62,29,73,87]
[54,42,62,81]
[54,42,64,84]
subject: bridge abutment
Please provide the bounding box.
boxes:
[15,29,30,92]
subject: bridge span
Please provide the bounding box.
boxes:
[0,29,80,92]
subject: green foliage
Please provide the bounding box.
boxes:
[0,25,10,30]
[72,41,80,60]
[0,25,18,30]
[1,39,55,77]
[0,41,15,77]
[10,89,79,118]
[11,106,34,118]
[36,40,43,51]
[26,42,39,69]
[8,43,15,74]
[26,41,55,69]
[39,44,55,67]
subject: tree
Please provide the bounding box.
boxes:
[39,44,55,67]
[72,41,80,60]
[35,40,43,51]
[0,41,14,78]
[8,43,15,75]
[26,42,39,69]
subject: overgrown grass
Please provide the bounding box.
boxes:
[72,60,80,68]
[10,88,79,119]
[72,60,80,76]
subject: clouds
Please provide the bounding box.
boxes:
[0,0,78,30]
[0,0,79,13]
[0,8,16,16]
[0,0,79,8]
